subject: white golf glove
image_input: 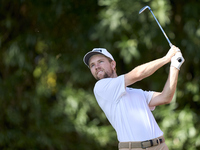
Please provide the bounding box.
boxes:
[171,52,185,70]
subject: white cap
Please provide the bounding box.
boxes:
[83,48,114,67]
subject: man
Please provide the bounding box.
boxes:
[83,46,184,150]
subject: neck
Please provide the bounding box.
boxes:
[111,72,118,78]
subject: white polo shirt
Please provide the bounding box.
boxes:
[94,75,163,142]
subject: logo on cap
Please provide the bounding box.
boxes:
[93,49,102,53]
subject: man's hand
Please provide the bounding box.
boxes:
[171,52,185,70]
[124,45,183,87]
[165,45,180,62]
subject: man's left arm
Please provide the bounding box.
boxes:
[149,52,185,107]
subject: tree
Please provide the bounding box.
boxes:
[0,0,200,149]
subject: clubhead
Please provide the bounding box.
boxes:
[139,6,151,14]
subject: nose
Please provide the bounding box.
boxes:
[95,63,100,69]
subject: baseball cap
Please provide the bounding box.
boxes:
[83,48,114,67]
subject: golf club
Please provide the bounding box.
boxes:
[139,6,184,103]
[139,6,173,48]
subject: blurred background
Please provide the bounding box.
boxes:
[0,0,200,149]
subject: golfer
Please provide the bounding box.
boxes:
[83,45,184,150]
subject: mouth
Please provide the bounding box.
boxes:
[96,70,103,76]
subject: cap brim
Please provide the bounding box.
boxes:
[83,51,102,67]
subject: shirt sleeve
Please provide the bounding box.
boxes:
[94,75,126,104]
[143,90,155,111]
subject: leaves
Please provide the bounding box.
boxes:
[0,0,200,149]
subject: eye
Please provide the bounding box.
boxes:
[90,64,94,68]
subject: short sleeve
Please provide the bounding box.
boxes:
[143,90,155,111]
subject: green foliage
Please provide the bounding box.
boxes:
[0,0,200,149]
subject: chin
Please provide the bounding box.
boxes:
[95,72,111,80]
[96,76,103,80]
[95,75,104,80]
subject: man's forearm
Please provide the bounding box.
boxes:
[149,66,179,107]
[125,56,170,87]
[162,66,179,103]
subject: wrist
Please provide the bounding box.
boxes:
[163,56,171,64]
[170,65,180,71]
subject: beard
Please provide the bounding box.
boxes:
[96,69,114,80]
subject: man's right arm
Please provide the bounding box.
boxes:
[124,46,178,87]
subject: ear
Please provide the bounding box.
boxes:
[111,60,116,70]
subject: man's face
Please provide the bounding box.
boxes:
[89,54,116,80]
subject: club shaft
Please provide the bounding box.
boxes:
[149,8,172,47]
